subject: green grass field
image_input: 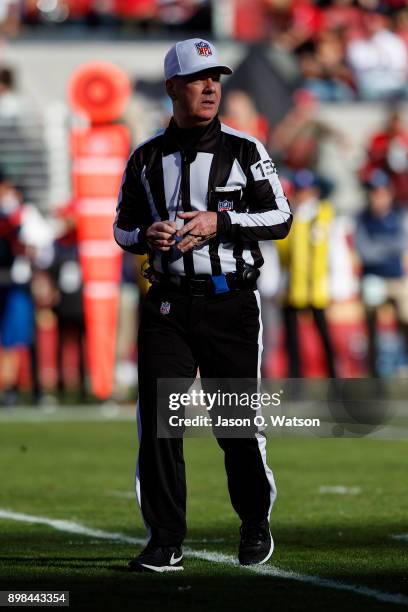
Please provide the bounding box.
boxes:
[0,408,407,611]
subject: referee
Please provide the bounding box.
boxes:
[114,38,292,572]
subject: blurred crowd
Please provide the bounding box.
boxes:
[2,1,408,102]
[0,0,211,33]
[0,166,87,406]
[1,84,408,404]
[265,0,408,102]
[1,1,408,404]
[220,87,408,379]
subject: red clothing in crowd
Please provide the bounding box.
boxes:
[361,121,408,206]
[114,0,156,18]
[223,114,270,145]
[290,0,324,40]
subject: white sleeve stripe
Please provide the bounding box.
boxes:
[227,209,291,228]
[113,223,140,247]
[270,177,291,215]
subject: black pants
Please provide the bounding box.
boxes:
[136,285,276,547]
[283,305,337,378]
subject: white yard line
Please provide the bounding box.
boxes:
[1,509,407,606]
[188,550,408,606]
[318,486,361,495]
[392,535,408,542]
[0,509,145,545]
[0,407,135,423]
[107,491,136,499]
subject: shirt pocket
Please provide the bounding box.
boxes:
[209,187,243,213]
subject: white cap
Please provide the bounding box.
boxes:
[164,38,233,80]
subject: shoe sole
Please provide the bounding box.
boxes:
[130,563,184,573]
[239,530,274,566]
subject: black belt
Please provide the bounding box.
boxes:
[153,269,260,297]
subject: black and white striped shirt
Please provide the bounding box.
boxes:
[114,116,292,277]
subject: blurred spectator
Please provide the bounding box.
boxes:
[276,169,338,378]
[322,0,364,37]
[360,108,408,207]
[354,169,408,377]
[396,7,408,51]
[115,0,156,20]
[0,170,37,405]
[264,1,408,103]
[346,11,408,101]
[49,202,86,402]
[16,0,210,31]
[0,0,21,40]
[270,90,346,170]
[221,90,270,144]
[298,31,355,102]
[268,0,324,52]
[0,66,48,209]
[156,0,209,26]
[0,66,28,121]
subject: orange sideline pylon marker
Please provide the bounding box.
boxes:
[67,62,131,399]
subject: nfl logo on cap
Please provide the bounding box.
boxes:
[164,38,233,81]
[195,41,213,57]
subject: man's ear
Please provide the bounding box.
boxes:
[166,78,177,101]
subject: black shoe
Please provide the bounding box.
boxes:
[238,520,274,566]
[128,544,183,573]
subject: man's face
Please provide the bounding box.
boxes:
[166,69,222,128]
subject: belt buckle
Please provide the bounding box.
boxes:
[189,277,209,297]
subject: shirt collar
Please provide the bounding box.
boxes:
[162,115,221,156]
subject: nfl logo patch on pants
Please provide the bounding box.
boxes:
[160,301,171,315]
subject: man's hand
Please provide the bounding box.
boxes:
[176,211,217,253]
[146,221,177,252]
